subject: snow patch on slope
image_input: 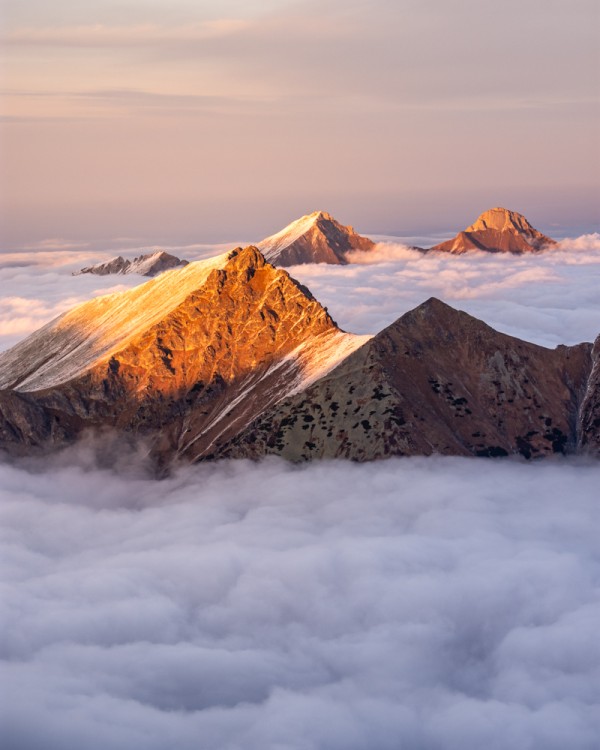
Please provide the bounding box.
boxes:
[177,330,371,457]
[0,253,229,392]
[289,329,372,396]
[74,250,187,277]
[127,251,184,275]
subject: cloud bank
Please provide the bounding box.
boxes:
[1,456,599,750]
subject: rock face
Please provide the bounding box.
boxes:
[579,335,600,454]
[1,250,598,469]
[0,248,366,467]
[430,208,556,254]
[219,299,595,461]
[74,250,188,277]
[257,211,375,266]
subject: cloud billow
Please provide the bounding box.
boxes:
[1,456,599,749]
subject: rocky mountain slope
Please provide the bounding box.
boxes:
[0,247,367,466]
[430,208,556,254]
[74,250,188,277]
[219,298,594,461]
[257,211,375,266]
[0,248,598,468]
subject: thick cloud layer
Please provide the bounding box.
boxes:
[1,456,599,750]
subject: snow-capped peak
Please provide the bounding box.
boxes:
[73,250,188,278]
[256,211,330,261]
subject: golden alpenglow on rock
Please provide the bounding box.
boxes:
[0,247,367,467]
[257,211,375,266]
[430,207,556,254]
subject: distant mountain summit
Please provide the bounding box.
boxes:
[430,208,556,254]
[74,250,188,277]
[257,211,375,266]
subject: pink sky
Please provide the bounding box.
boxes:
[1,0,599,247]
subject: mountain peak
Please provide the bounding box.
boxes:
[0,246,371,463]
[226,245,267,272]
[221,299,594,463]
[256,211,374,266]
[74,249,188,277]
[308,210,334,222]
[430,207,556,254]
[466,207,536,234]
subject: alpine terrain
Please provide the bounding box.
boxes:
[257,211,375,266]
[0,247,367,467]
[221,299,596,461]
[74,250,189,277]
[430,207,556,254]
[0,247,598,469]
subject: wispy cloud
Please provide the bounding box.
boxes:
[2,1,597,240]
[2,19,251,46]
[1,88,274,122]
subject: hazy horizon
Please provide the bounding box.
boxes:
[2,0,599,248]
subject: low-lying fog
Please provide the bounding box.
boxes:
[1,236,599,749]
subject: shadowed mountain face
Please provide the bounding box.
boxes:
[73,250,189,277]
[218,299,594,461]
[257,211,375,266]
[430,208,556,254]
[0,249,598,469]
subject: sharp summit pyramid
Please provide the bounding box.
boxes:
[256,210,375,266]
[430,207,556,254]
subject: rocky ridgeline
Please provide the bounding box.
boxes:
[74,250,188,277]
[0,245,598,470]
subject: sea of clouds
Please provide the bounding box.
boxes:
[1,456,599,749]
[1,235,600,749]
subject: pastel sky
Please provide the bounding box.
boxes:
[1,0,599,247]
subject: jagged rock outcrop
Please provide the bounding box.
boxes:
[257,211,375,266]
[218,299,595,461]
[0,247,366,466]
[430,208,556,254]
[73,250,188,277]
